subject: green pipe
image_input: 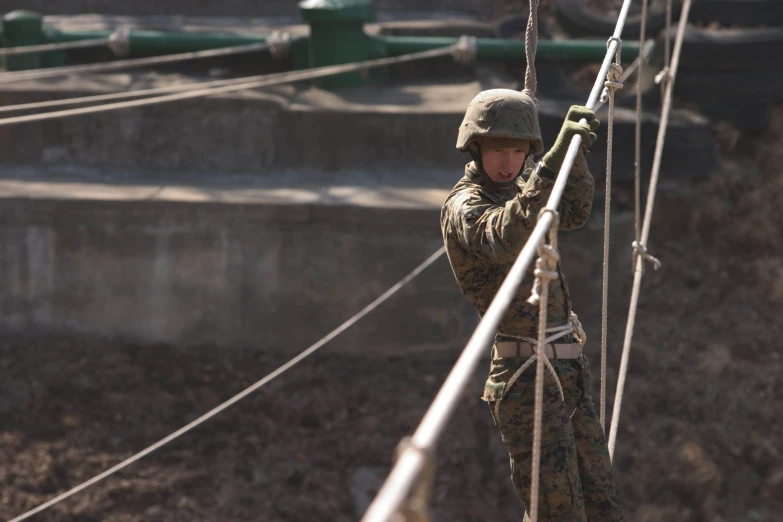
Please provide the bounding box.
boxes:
[376,35,642,63]
[45,28,269,55]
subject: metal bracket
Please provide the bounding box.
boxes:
[268,31,292,60]
[452,35,477,64]
[108,27,131,57]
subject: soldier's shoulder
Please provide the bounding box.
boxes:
[445,176,488,205]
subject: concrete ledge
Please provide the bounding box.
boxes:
[0,79,716,179]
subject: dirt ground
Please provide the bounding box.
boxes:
[1,102,782,522]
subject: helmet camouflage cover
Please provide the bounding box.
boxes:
[456,89,544,155]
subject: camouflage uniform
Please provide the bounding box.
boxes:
[441,90,623,521]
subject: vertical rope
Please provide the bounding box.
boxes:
[598,44,623,434]
[658,0,673,104]
[609,0,692,460]
[522,0,540,98]
[634,0,649,260]
[600,112,612,434]
[664,0,672,73]
[523,0,543,514]
[528,211,560,522]
[530,278,549,522]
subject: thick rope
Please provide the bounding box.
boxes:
[608,0,692,461]
[598,42,623,433]
[527,208,560,522]
[0,37,110,57]
[0,75,259,115]
[522,0,540,98]
[0,41,276,84]
[0,45,457,128]
[6,247,446,522]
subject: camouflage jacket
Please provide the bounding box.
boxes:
[440,155,594,340]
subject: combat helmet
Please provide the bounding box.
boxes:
[456,89,544,155]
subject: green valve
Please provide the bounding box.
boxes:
[2,10,44,71]
[299,0,376,89]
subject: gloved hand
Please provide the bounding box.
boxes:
[541,105,600,173]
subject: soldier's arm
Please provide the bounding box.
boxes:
[521,152,595,231]
[446,191,541,265]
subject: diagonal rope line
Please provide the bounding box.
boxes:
[0,41,274,84]
[0,38,655,117]
[0,37,110,57]
[5,247,446,522]
[0,74,265,115]
[0,45,456,128]
[608,0,692,461]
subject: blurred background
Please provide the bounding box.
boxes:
[0,1,781,521]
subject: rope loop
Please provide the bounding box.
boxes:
[390,437,436,522]
[632,240,662,271]
[537,206,560,230]
[452,35,478,64]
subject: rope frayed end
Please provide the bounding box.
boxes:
[632,240,662,271]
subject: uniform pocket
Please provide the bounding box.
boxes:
[482,380,506,402]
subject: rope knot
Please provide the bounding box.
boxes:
[600,62,624,103]
[452,35,478,64]
[570,311,587,346]
[527,243,560,305]
[632,240,662,271]
[655,66,672,86]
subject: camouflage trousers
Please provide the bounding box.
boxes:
[482,349,623,522]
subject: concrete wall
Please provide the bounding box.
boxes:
[0,197,478,353]
[0,190,644,354]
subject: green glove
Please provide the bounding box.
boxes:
[541,105,600,173]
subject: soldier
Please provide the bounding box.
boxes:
[440,89,623,522]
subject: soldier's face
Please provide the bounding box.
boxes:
[482,147,528,184]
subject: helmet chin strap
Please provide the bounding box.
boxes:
[469,143,484,171]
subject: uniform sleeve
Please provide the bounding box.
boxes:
[522,151,595,231]
[445,188,542,265]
